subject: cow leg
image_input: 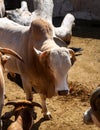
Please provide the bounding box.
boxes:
[21,77,33,101]
[0,97,4,130]
[0,0,5,18]
[40,94,52,120]
[0,84,4,130]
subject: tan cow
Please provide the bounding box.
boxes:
[0,17,76,119]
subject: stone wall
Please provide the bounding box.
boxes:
[53,0,100,20]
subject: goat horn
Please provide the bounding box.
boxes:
[5,100,42,108]
[31,102,42,108]
[1,110,14,119]
[0,47,23,62]
[5,100,32,107]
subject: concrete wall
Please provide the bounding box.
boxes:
[53,0,100,20]
[4,0,100,20]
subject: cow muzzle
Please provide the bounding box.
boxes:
[58,90,69,96]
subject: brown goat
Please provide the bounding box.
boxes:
[0,47,23,130]
[2,100,42,130]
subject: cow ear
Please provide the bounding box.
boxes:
[33,47,42,58]
[68,49,76,65]
[53,37,67,47]
[33,47,50,61]
[40,51,50,59]
[39,51,50,64]
[33,47,50,60]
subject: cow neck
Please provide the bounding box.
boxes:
[24,28,36,65]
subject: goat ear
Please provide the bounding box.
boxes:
[1,55,10,67]
[1,111,14,119]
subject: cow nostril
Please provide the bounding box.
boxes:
[58,90,69,96]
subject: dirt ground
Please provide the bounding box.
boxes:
[2,20,100,130]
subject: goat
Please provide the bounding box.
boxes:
[1,100,42,130]
[0,47,23,130]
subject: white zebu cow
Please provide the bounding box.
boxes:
[6,0,75,44]
[0,17,76,119]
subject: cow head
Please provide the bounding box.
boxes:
[34,47,75,97]
[30,19,76,98]
[83,87,100,127]
[48,47,73,96]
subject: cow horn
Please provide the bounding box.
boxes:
[68,49,76,65]
[33,48,42,55]
[90,87,100,113]
[53,37,68,47]
[0,47,23,62]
